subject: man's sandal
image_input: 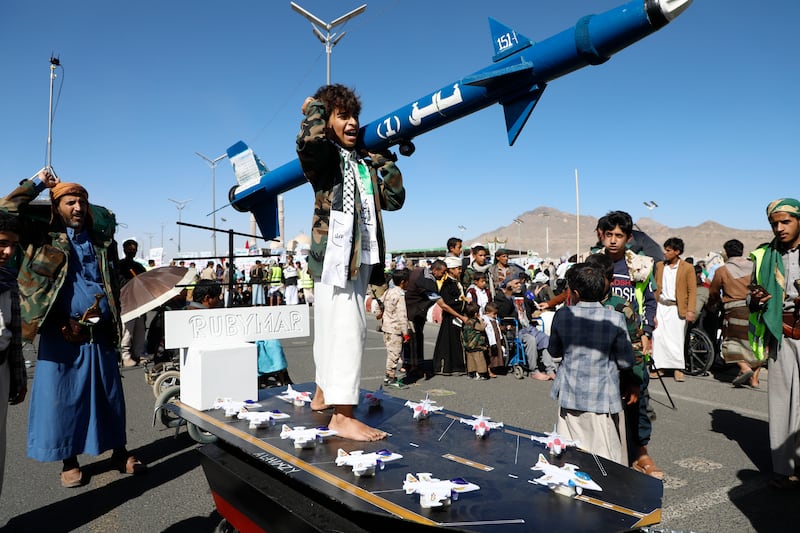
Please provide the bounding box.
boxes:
[632,454,664,480]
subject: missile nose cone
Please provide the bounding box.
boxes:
[657,0,692,20]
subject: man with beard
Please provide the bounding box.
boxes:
[1,169,145,488]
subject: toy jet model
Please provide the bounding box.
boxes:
[364,385,386,408]
[530,425,580,456]
[531,453,602,497]
[403,473,480,509]
[277,385,313,407]
[404,394,443,421]
[279,424,337,449]
[236,409,290,429]
[459,409,504,439]
[211,397,262,418]
[335,448,403,477]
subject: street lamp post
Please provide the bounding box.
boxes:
[196,152,227,257]
[168,198,191,253]
[514,217,523,255]
[290,2,367,84]
[543,212,550,257]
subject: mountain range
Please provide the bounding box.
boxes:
[470,207,775,261]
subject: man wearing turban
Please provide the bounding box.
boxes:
[750,197,800,489]
[0,168,146,488]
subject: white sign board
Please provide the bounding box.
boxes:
[164,304,310,349]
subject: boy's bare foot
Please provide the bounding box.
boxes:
[328,407,387,441]
[310,384,332,411]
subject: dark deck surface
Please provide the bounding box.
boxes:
[169,382,662,532]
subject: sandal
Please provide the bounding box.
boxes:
[769,475,800,490]
[732,370,754,388]
[632,454,664,480]
[112,454,147,475]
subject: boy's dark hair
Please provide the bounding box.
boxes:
[565,263,606,302]
[391,268,409,286]
[598,210,634,237]
[313,84,361,118]
[430,259,447,271]
[446,237,462,252]
[663,237,684,254]
[694,264,704,284]
[0,212,21,234]
[584,253,614,282]
[484,301,498,314]
[723,239,744,258]
[192,279,222,303]
[464,301,479,319]
[123,239,138,248]
[472,271,486,281]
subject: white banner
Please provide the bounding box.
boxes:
[164,304,310,349]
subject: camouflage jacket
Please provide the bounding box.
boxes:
[296,99,405,286]
[0,179,122,343]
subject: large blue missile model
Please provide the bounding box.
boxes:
[228,0,692,239]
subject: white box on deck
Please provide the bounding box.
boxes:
[179,342,258,410]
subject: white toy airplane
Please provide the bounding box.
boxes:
[236,409,290,429]
[404,394,443,421]
[403,473,480,509]
[335,448,403,477]
[364,385,387,408]
[279,424,337,449]
[211,397,262,418]
[459,409,504,439]
[530,425,580,456]
[531,453,602,496]
[277,385,313,407]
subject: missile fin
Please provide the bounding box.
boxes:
[502,85,545,146]
[489,18,534,62]
[463,58,533,88]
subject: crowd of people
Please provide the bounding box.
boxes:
[174,254,314,309]
[373,205,800,488]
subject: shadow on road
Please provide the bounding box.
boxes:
[710,408,771,473]
[1,433,201,533]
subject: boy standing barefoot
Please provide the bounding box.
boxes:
[297,84,405,441]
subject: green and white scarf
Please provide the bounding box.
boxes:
[320,147,378,288]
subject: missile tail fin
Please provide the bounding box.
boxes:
[489,18,534,62]
[502,85,545,146]
[244,190,279,241]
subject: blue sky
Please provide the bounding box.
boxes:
[2,0,797,260]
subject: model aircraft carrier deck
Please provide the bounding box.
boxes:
[167,382,662,532]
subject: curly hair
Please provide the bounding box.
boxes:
[313,83,361,118]
[0,211,21,235]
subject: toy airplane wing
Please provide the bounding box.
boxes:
[449,477,480,494]
[337,448,402,475]
[404,472,436,493]
[569,469,603,492]
[277,385,312,405]
[212,397,262,416]
[459,417,478,428]
[237,409,290,428]
[531,425,580,453]
[531,433,579,447]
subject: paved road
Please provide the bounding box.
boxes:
[2,315,799,532]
